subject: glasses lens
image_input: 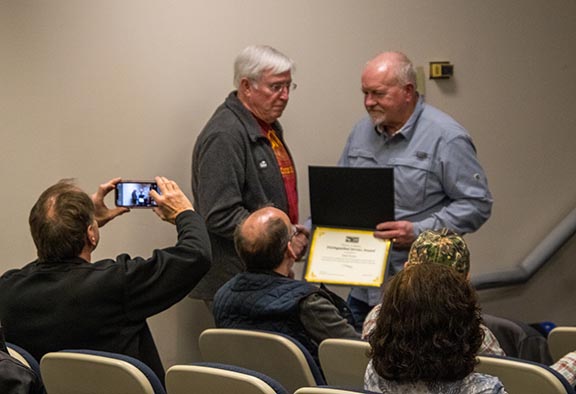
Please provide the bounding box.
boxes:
[268,82,297,94]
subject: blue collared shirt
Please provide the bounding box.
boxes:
[339,96,493,305]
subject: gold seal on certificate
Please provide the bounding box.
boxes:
[304,227,391,287]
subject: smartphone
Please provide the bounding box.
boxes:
[115,181,159,208]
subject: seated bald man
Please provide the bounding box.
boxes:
[212,207,359,360]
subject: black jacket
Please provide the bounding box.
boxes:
[0,211,211,382]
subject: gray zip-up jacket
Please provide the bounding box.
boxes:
[190,92,295,300]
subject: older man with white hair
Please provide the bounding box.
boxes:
[191,45,308,303]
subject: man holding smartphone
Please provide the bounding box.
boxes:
[0,176,211,384]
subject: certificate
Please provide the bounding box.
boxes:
[304,226,391,287]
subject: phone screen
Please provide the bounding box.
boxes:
[115,181,159,208]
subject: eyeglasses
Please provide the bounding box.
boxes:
[253,81,297,94]
[289,225,300,241]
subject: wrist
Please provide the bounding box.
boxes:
[174,208,194,222]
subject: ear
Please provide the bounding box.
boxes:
[87,224,97,247]
[239,77,253,96]
[404,83,416,99]
[286,240,298,260]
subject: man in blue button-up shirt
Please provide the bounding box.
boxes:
[339,51,493,327]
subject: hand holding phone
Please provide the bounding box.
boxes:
[115,181,160,208]
[92,178,130,227]
[149,176,194,223]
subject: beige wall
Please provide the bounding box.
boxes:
[2,0,575,367]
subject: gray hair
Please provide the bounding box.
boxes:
[388,51,417,86]
[233,45,295,88]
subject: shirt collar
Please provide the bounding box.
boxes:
[374,95,425,142]
[247,269,287,278]
[36,256,90,266]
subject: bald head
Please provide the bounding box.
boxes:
[235,207,293,272]
[363,51,416,87]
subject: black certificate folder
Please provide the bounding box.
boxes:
[305,166,394,288]
[308,166,394,229]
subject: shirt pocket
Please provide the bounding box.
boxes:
[346,147,379,167]
[389,156,434,210]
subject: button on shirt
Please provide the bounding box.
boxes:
[339,96,493,305]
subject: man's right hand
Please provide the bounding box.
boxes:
[374,220,416,249]
[149,176,194,224]
[92,177,130,227]
[291,224,310,261]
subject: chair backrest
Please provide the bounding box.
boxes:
[6,342,41,377]
[294,387,379,394]
[549,326,576,363]
[199,328,325,393]
[318,339,371,390]
[482,313,553,364]
[476,355,575,394]
[40,349,166,394]
[166,362,288,394]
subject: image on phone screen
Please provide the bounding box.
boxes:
[115,181,159,208]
